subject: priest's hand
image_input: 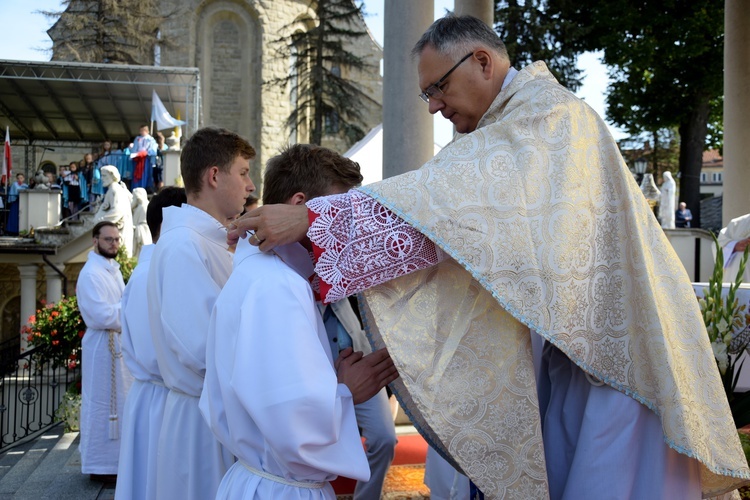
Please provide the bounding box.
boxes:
[227,204,310,251]
[336,347,399,405]
[735,237,750,254]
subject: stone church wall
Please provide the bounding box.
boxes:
[158,0,383,194]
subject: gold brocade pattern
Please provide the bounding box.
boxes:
[360,62,750,498]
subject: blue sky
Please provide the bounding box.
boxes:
[0,0,623,145]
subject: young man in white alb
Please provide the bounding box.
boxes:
[201,144,398,499]
[147,127,256,500]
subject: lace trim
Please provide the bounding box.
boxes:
[307,191,440,303]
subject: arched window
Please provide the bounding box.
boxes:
[325,66,341,134]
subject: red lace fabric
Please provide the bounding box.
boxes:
[307,190,442,304]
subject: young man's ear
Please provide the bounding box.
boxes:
[205,166,221,189]
[286,192,307,206]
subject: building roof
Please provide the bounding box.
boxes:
[0,59,200,146]
[702,149,723,168]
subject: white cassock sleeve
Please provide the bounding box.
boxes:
[157,240,226,378]
[78,265,121,331]
[230,268,367,481]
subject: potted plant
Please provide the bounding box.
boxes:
[22,295,85,432]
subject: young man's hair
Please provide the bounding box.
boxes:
[263,144,362,205]
[180,127,256,196]
[146,186,187,241]
[92,221,118,238]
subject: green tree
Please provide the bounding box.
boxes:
[266,0,380,147]
[42,0,178,65]
[557,0,724,227]
[495,0,585,91]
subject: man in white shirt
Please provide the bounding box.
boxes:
[115,187,186,500]
[147,127,256,500]
[76,221,133,482]
[200,144,398,499]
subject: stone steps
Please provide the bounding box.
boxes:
[35,211,96,248]
[0,426,111,500]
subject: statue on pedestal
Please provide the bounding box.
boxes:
[640,173,661,213]
[659,172,677,229]
[32,169,51,189]
[131,187,152,259]
[95,166,134,257]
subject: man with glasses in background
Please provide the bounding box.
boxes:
[76,221,133,484]
[230,13,748,498]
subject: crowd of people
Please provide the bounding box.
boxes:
[69,13,748,500]
[0,127,169,235]
[57,128,167,220]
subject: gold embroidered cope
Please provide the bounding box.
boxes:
[359,62,750,498]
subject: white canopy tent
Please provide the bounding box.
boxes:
[345,124,444,186]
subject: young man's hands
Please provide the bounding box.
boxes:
[336,348,399,405]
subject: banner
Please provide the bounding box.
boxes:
[2,126,10,185]
[151,90,186,131]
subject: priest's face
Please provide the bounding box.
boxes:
[417,45,492,134]
[94,225,121,259]
[216,155,256,221]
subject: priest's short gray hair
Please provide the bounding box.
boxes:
[412,14,509,63]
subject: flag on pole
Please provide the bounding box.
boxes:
[151,90,186,131]
[1,126,11,186]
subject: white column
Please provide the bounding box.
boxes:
[383,0,434,179]
[722,0,750,225]
[44,263,65,304]
[18,264,38,352]
[454,0,494,26]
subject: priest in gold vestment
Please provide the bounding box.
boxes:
[231,14,750,499]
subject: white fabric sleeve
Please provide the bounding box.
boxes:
[231,265,368,481]
[77,267,121,331]
[159,241,223,376]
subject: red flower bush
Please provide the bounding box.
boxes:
[22,296,86,370]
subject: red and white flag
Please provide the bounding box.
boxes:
[1,126,10,185]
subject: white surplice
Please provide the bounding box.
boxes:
[147,204,235,500]
[199,238,369,500]
[115,245,165,500]
[76,251,133,475]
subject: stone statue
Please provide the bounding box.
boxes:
[659,171,677,229]
[131,187,152,259]
[33,169,50,189]
[640,173,661,208]
[165,131,180,150]
[95,165,134,257]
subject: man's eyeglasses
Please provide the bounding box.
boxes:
[418,52,474,104]
[97,236,121,244]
